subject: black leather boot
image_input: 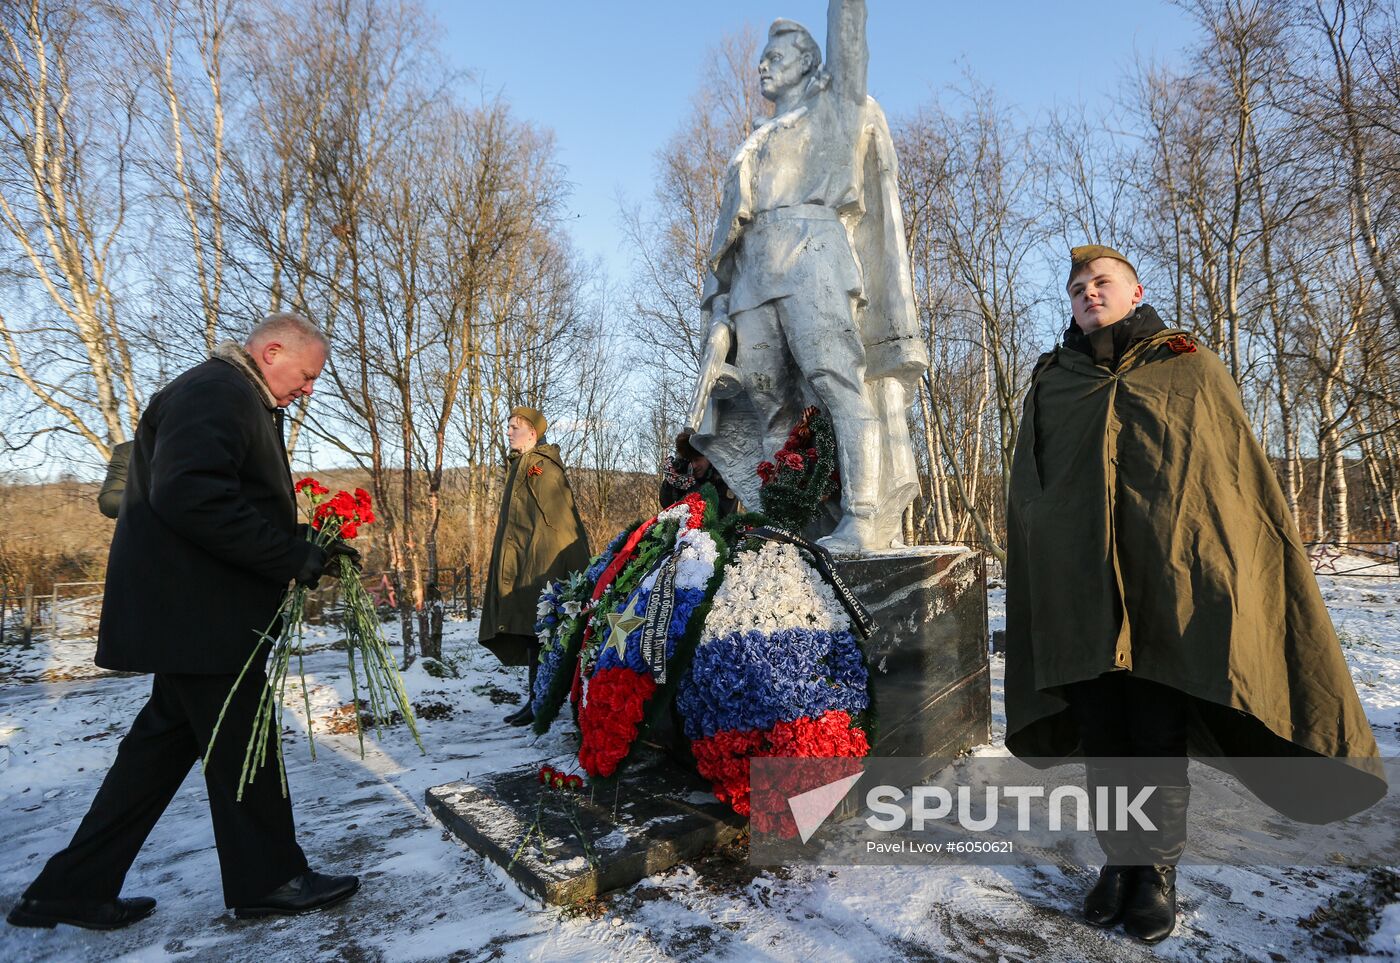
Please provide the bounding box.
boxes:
[504,645,540,725]
[1122,784,1190,943]
[1081,764,1135,926]
[1083,865,1133,926]
[1123,865,1177,943]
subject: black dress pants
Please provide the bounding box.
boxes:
[24,670,308,907]
[1063,671,1190,777]
[1063,671,1191,865]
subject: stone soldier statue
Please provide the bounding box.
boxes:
[687,0,926,553]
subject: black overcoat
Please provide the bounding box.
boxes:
[96,357,316,674]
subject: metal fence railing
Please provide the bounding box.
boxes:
[1305,542,1400,578]
[2,565,475,646]
[51,582,104,640]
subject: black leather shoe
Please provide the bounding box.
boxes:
[1082,864,1133,926]
[7,895,156,930]
[1122,864,1177,943]
[233,871,359,919]
[507,704,535,727]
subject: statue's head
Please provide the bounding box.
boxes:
[759,19,821,101]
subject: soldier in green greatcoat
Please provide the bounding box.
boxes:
[479,406,590,726]
[1005,246,1384,944]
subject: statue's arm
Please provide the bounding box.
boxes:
[827,0,868,103]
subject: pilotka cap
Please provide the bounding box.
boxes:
[1068,244,1137,289]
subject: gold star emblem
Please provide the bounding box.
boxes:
[603,607,646,659]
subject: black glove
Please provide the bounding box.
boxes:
[293,540,361,588]
[294,543,327,588]
[324,539,362,577]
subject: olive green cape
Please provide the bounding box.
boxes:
[1005,326,1384,822]
[479,443,590,666]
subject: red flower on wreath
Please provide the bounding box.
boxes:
[674,491,707,529]
[757,460,777,483]
[690,711,869,819]
[578,667,658,777]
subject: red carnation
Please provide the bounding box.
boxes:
[577,667,657,777]
[353,488,376,524]
[690,711,869,819]
[756,460,777,483]
[339,522,359,540]
[679,492,707,529]
[778,450,805,472]
[295,477,330,498]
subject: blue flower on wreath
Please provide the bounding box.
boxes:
[584,529,631,585]
[531,642,568,714]
[533,580,565,639]
[676,627,870,740]
[594,584,706,674]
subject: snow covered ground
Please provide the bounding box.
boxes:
[1,566,1397,962]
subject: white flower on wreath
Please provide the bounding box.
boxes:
[700,541,851,641]
[656,500,695,526]
[563,599,582,617]
[674,529,719,592]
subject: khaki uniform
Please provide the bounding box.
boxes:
[479,444,590,666]
[1005,323,1384,822]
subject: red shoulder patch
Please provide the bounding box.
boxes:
[1165,335,1197,354]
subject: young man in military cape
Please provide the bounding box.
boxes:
[1004,246,1385,944]
[478,406,591,727]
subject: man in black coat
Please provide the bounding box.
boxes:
[8,313,360,931]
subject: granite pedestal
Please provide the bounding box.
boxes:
[844,545,991,766]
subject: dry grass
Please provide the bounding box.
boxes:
[0,479,116,590]
[0,467,661,597]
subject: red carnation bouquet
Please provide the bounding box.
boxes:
[755,406,840,532]
[206,477,422,800]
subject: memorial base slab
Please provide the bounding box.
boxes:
[426,755,743,905]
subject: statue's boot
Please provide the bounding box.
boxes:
[816,513,876,554]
